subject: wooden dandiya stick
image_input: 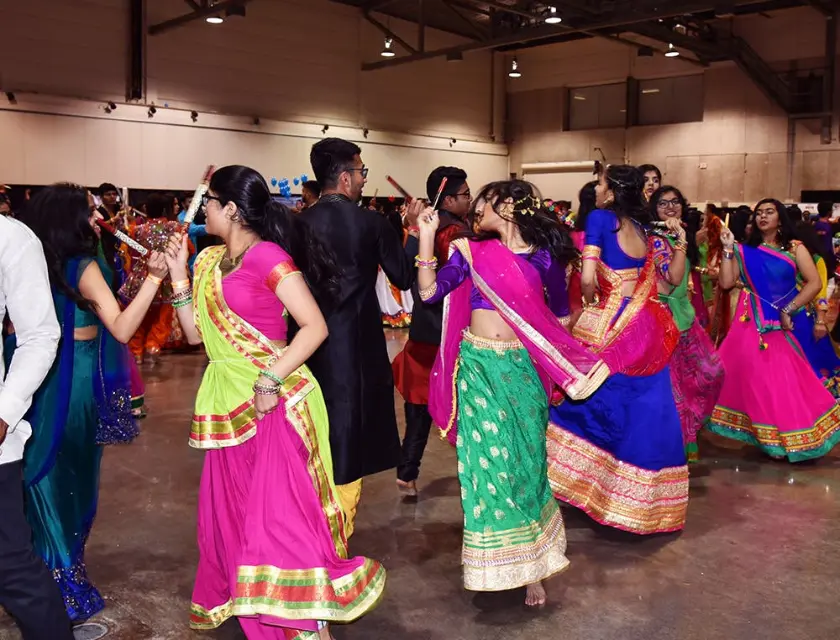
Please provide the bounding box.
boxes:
[431,177,448,210]
[96,219,148,256]
[724,212,730,228]
[386,175,412,200]
[182,165,215,227]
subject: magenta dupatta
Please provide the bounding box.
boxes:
[429,238,610,445]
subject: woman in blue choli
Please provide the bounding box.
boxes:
[16,184,169,621]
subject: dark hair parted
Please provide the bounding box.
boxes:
[209,165,339,303]
[574,180,598,232]
[746,198,798,249]
[310,138,362,190]
[462,180,577,264]
[602,164,650,225]
[650,185,699,265]
[637,164,662,182]
[19,183,98,311]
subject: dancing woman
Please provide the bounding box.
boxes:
[19,184,163,620]
[650,186,724,462]
[164,165,385,640]
[418,180,609,606]
[708,199,840,461]
[546,165,689,535]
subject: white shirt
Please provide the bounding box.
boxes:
[0,216,60,465]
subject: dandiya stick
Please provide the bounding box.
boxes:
[96,219,148,256]
[182,165,215,227]
[724,212,730,228]
[431,176,448,210]
[386,175,412,200]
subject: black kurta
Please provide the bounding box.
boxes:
[300,195,414,485]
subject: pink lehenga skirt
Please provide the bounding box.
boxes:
[707,293,840,462]
[669,321,724,461]
[190,399,386,639]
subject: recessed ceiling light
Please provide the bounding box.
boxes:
[545,6,562,24]
[665,43,680,58]
[206,15,223,24]
[381,37,396,57]
[508,57,522,78]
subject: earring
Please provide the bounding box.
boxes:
[499,203,515,217]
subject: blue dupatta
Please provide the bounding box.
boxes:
[22,257,137,487]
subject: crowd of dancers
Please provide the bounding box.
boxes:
[1,139,839,640]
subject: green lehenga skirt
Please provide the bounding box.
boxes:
[455,332,569,592]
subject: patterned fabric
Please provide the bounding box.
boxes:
[455,334,569,591]
[669,321,724,461]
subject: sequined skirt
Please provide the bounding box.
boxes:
[455,333,569,591]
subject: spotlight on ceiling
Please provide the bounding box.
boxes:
[191,110,199,122]
[508,57,522,79]
[147,105,157,118]
[381,37,396,57]
[206,15,224,24]
[107,101,117,111]
[363,128,370,139]
[321,124,330,134]
[5,92,17,104]
[545,6,562,25]
[449,138,457,148]
[664,43,680,58]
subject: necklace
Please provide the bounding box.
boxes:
[220,243,255,276]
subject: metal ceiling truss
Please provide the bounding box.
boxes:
[148,0,253,36]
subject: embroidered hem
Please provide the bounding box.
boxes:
[707,404,840,462]
[53,561,105,622]
[546,426,689,535]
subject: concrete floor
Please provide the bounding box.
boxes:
[2,329,840,640]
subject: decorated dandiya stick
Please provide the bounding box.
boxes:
[431,176,448,210]
[182,165,215,227]
[386,175,412,200]
[724,212,730,228]
[96,219,148,256]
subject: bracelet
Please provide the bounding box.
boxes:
[674,240,688,253]
[172,296,192,310]
[147,274,164,286]
[781,303,797,315]
[418,282,438,301]
[723,249,734,260]
[260,370,285,386]
[253,382,280,396]
[171,279,191,290]
[415,256,438,270]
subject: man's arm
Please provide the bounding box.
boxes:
[0,236,60,441]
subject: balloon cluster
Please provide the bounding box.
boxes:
[270,174,310,197]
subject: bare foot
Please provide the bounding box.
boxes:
[525,581,546,607]
[396,479,418,497]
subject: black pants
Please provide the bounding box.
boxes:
[397,402,433,482]
[0,461,73,640]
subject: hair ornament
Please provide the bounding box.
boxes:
[514,194,540,216]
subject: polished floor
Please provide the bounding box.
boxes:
[2,329,840,639]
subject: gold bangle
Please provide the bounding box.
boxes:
[146,274,163,286]
[171,279,190,290]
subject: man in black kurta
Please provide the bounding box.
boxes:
[301,138,413,534]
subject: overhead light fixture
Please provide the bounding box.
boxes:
[206,15,224,24]
[450,138,457,148]
[108,101,117,111]
[363,128,370,139]
[104,101,116,114]
[545,6,562,25]
[321,124,330,134]
[642,88,661,94]
[665,43,680,58]
[147,105,157,118]
[508,57,522,78]
[191,110,199,122]
[381,37,396,58]
[573,94,586,101]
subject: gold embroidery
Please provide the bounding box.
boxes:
[582,245,601,259]
[419,282,438,301]
[266,261,301,291]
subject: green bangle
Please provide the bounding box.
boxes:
[260,369,284,386]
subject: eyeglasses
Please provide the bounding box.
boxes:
[347,167,369,179]
[453,191,472,200]
[201,194,223,207]
[657,199,681,209]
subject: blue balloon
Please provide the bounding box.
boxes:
[270,177,277,187]
[293,178,300,186]
[301,174,308,182]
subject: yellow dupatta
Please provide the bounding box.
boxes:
[189,246,348,553]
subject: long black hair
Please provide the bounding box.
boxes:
[795,220,836,275]
[574,180,598,232]
[209,165,339,303]
[746,198,798,249]
[602,164,650,225]
[462,179,577,264]
[19,183,99,311]
[650,185,700,265]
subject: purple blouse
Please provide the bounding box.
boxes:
[424,246,570,317]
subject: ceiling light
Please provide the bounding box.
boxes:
[545,6,562,25]
[508,57,522,79]
[206,15,224,24]
[147,106,157,118]
[665,43,680,58]
[381,37,396,57]
[573,95,586,101]
[642,88,661,94]
[191,110,199,123]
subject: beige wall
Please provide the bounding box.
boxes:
[507,7,840,204]
[0,0,507,190]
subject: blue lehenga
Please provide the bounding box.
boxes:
[19,256,138,620]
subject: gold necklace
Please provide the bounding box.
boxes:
[219,243,255,276]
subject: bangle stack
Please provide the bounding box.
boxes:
[781,302,798,315]
[172,279,193,310]
[415,256,438,270]
[723,249,735,260]
[260,369,285,386]
[147,274,163,286]
[674,239,688,253]
[253,381,279,396]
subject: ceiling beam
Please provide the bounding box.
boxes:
[804,0,840,16]
[363,11,417,54]
[361,0,743,70]
[148,0,254,35]
[441,0,488,40]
